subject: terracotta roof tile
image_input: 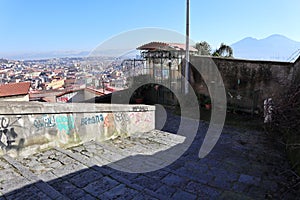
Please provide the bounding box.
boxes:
[0,82,31,97]
[137,42,169,51]
[137,41,197,52]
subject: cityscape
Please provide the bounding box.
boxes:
[0,56,133,102]
[0,0,299,199]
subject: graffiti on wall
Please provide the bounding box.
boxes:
[30,111,152,145]
[33,115,75,135]
[80,112,132,138]
[104,113,116,138]
[114,112,130,134]
[55,115,75,135]
[128,112,152,124]
[34,115,56,130]
[79,112,152,138]
[80,114,104,126]
[0,116,24,151]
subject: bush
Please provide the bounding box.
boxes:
[273,85,300,175]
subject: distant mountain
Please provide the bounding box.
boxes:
[89,48,140,59]
[0,51,90,61]
[231,34,300,61]
[0,49,141,61]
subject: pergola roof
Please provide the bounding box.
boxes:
[137,42,198,52]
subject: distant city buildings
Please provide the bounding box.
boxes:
[0,56,129,103]
[0,42,198,104]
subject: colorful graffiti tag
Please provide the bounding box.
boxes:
[33,115,75,135]
[104,113,116,138]
[80,114,104,126]
[128,112,152,124]
[33,115,56,130]
[55,115,75,135]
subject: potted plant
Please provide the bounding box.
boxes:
[204,98,212,110]
[133,86,144,104]
[197,93,206,106]
[135,96,144,104]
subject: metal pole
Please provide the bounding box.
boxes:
[161,52,163,84]
[152,57,155,80]
[169,59,172,89]
[133,59,136,76]
[185,0,190,94]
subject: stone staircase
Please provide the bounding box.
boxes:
[0,130,186,200]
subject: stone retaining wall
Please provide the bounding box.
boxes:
[0,102,155,157]
[189,56,297,110]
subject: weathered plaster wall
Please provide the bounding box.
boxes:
[190,56,296,110]
[0,102,155,157]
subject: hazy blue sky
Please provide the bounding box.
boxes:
[0,0,299,54]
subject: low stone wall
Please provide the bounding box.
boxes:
[0,102,155,157]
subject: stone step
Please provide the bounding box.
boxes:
[0,129,186,199]
[54,146,171,200]
[0,155,68,200]
[62,130,186,172]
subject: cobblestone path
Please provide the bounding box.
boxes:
[0,112,298,199]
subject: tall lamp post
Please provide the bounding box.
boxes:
[184,0,190,94]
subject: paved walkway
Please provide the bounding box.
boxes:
[0,112,298,199]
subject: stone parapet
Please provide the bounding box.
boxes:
[0,102,155,157]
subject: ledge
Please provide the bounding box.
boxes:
[0,102,155,115]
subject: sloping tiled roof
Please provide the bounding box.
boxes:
[0,82,31,97]
[137,42,170,51]
[137,42,198,52]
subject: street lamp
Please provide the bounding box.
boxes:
[184,0,190,94]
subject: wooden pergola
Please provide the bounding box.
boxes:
[137,42,197,91]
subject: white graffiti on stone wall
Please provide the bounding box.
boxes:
[114,112,130,134]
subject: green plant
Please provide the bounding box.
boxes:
[196,93,210,106]
[203,98,211,105]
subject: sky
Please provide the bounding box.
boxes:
[0,0,300,57]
